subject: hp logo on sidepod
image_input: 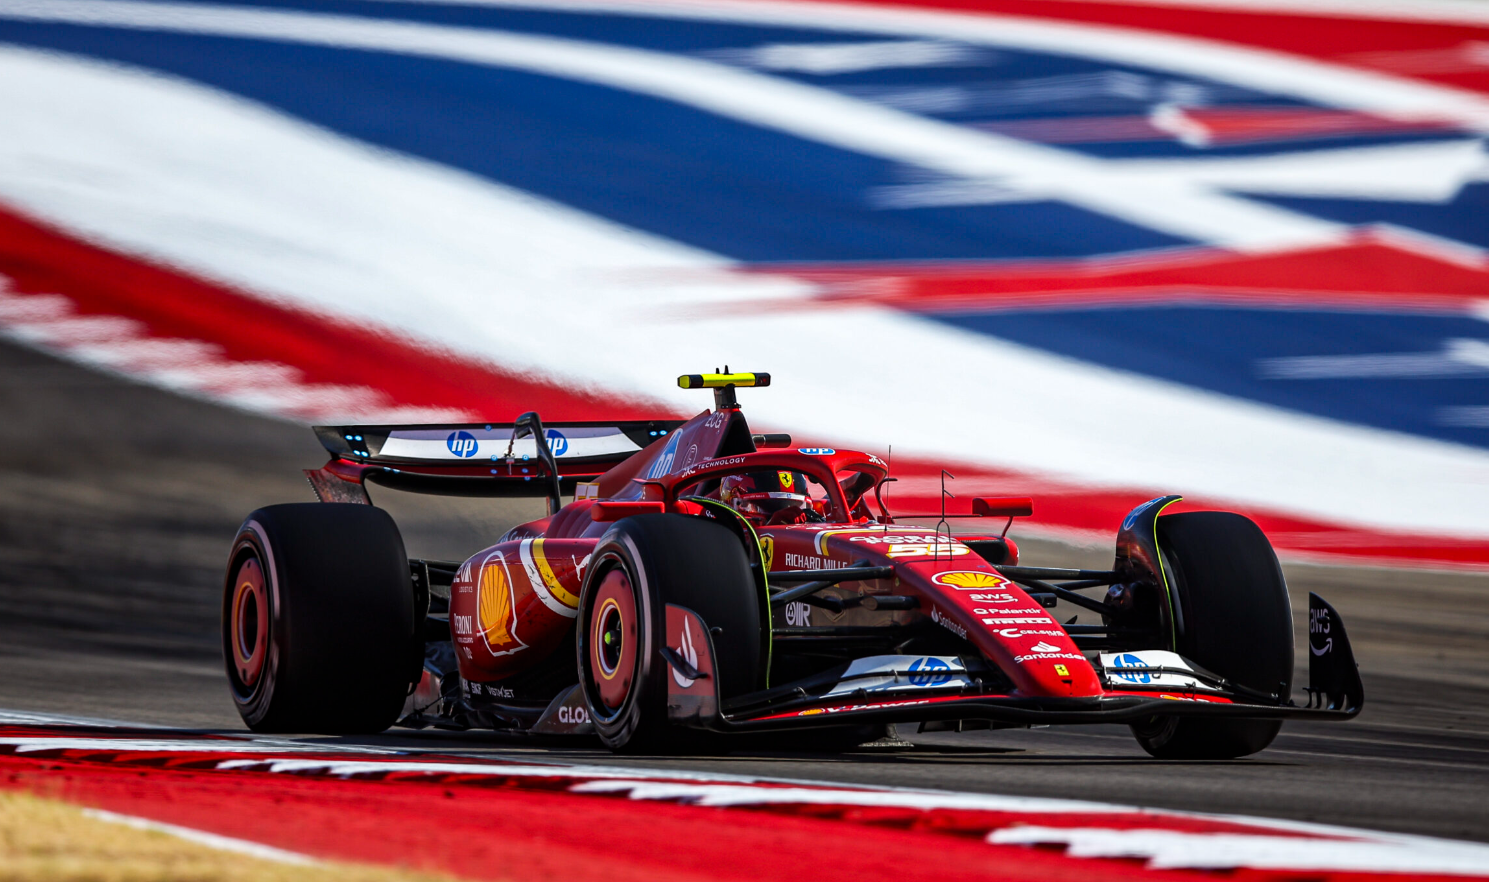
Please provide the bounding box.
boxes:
[447,431,478,458]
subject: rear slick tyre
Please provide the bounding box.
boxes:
[1131,511,1292,760]
[223,503,417,734]
[576,514,760,753]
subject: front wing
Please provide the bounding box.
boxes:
[662,593,1363,733]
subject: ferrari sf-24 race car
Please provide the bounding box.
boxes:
[223,372,1361,758]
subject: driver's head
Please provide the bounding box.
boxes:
[719,470,810,523]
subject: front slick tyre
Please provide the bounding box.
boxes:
[577,514,760,753]
[1131,511,1292,760]
[223,503,417,734]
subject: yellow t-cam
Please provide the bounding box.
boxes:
[677,372,770,408]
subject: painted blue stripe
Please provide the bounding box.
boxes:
[935,307,1489,450]
[169,0,882,53]
[102,0,1368,163]
[1253,188,1489,249]
[0,22,1189,259]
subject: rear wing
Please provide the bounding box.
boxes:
[305,416,684,505]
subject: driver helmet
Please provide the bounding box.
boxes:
[719,470,810,522]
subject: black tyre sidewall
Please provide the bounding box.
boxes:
[1132,715,1282,760]
[576,533,664,751]
[223,522,283,727]
[1132,511,1292,759]
[577,514,760,752]
[222,503,415,734]
[1163,512,1293,699]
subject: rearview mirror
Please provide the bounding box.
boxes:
[973,497,1034,518]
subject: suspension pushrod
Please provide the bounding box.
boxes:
[768,566,894,584]
[769,561,886,607]
[770,579,838,606]
[996,565,1119,583]
[1005,575,1115,616]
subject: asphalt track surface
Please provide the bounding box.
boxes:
[4,337,1489,844]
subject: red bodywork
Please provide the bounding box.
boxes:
[435,405,1101,707]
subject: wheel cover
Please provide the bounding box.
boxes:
[589,567,638,713]
[230,556,269,687]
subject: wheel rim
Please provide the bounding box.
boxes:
[589,567,638,713]
[230,556,269,687]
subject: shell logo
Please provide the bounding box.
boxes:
[478,555,527,655]
[932,571,1011,591]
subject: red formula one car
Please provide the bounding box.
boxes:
[223,373,1361,758]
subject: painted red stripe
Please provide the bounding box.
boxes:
[0,752,1223,882]
[1,730,1480,882]
[745,236,1489,314]
[0,207,661,423]
[978,108,1459,146]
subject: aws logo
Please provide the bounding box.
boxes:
[932,571,1012,591]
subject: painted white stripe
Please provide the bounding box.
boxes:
[1096,139,1489,204]
[1259,340,1489,379]
[0,736,395,754]
[715,38,982,74]
[80,807,318,865]
[0,283,470,424]
[202,758,1489,875]
[1442,406,1489,427]
[0,0,1348,251]
[570,778,1140,812]
[0,709,139,727]
[2,716,1488,876]
[878,139,1489,208]
[519,539,578,617]
[2,46,1488,536]
[989,826,1489,875]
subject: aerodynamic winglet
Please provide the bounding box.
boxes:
[1306,593,1364,715]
